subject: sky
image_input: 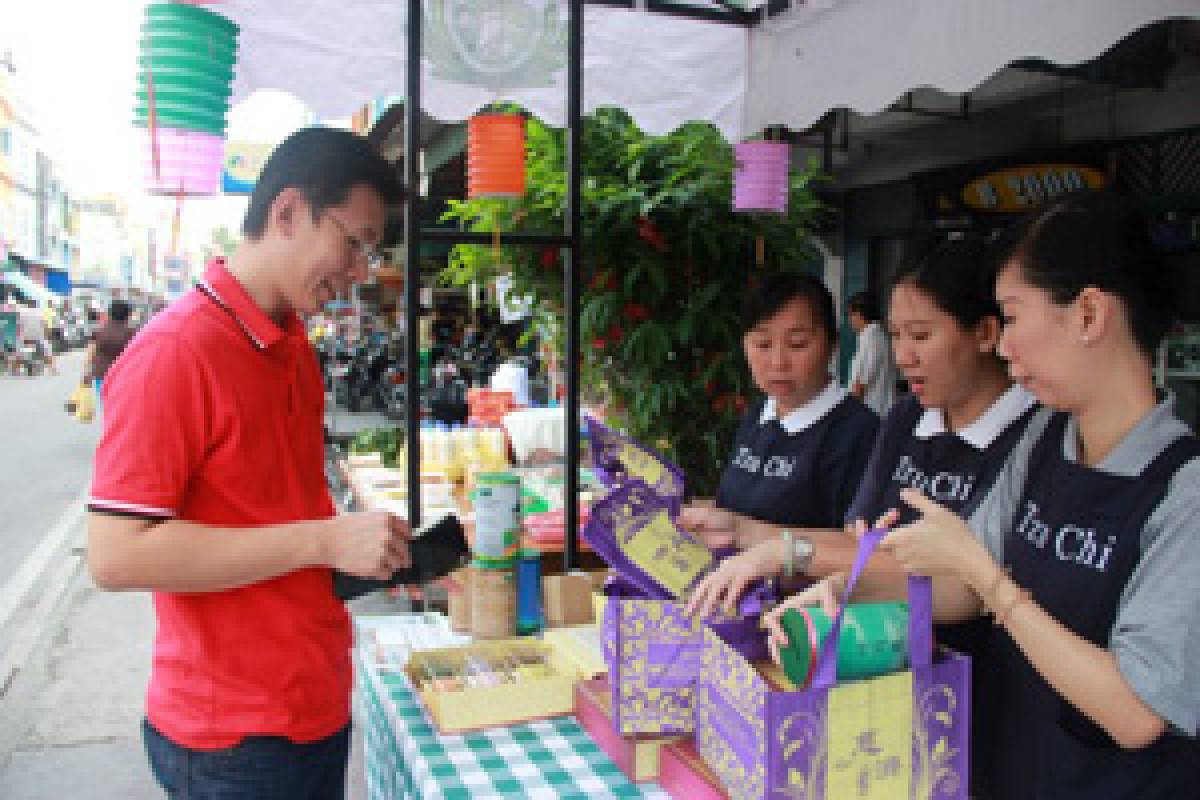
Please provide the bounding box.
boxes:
[0,1,324,247]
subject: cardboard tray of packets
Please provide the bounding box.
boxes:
[403,638,582,735]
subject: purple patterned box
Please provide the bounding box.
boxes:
[695,532,970,800]
[607,593,769,736]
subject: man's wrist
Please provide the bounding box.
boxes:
[309,519,336,569]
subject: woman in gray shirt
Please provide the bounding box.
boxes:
[792,191,1199,799]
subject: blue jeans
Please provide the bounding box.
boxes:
[142,718,350,800]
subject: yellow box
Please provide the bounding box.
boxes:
[405,640,579,734]
[592,591,608,624]
[543,624,607,680]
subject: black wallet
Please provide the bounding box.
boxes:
[333,513,469,601]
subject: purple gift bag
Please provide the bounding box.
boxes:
[583,476,771,735]
[696,530,970,800]
[604,578,772,735]
[586,416,686,515]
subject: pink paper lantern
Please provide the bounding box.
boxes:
[143,127,225,195]
[733,141,790,214]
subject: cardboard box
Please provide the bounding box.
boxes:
[659,739,729,800]
[574,677,681,783]
[543,572,596,627]
[404,640,578,734]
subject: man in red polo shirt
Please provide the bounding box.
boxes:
[87,128,408,799]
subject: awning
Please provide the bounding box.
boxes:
[219,0,1200,141]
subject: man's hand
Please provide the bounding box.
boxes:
[323,512,411,581]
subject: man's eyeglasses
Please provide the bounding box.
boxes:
[326,213,384,272]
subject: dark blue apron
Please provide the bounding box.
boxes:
[847,393,1036,528]
[715,395,877,529]
[979,412,1200,799]
[846,392,1037,795]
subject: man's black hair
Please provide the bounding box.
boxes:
[847,290,881,323]
[241,127,403,239]
[108,300,132,324]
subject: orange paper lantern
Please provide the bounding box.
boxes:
[467,114,526,198]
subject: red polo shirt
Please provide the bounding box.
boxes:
[89,260,350,750]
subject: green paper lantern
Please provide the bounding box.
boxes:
[135,2,240,192]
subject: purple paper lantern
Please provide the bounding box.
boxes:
[733,140,790,214]
[143,127,225,195]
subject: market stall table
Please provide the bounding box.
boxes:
[356,649,668,799]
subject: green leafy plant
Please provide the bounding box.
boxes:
[440,108,826,493]
[351,427,402,467]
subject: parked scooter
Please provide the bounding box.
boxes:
[5,341,49,376]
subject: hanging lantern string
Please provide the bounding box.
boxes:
[146,29,161,181]
[490,209,528,263]
[170,189,184,256]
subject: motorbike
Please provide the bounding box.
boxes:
[5,341,49,376]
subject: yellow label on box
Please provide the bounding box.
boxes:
[623,511,713,598]
[620,443,665,487]
[826,671,913,799]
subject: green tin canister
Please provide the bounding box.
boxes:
[778,602,909,686]
[473,471,521,560]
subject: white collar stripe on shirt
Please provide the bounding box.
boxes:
[759,380,848,435]
[197,279,267,351]
[912,385,1037,450]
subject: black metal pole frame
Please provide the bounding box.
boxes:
[401,0,583,565]
[404,0,423,527]
[564,0,583,570]
[402,0,750,559]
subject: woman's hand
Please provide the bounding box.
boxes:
[881,489,995,586]
[684,537,785,619]
[762,573,847,666]
[678,505,739,550]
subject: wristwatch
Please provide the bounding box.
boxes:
[781,530,815,578]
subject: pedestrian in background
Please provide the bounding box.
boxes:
[18,303,56,375]
[86,128,409,800]
[847,289,898,414]
[84,299,136,399]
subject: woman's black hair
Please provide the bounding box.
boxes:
[999,189,1173,358]
[888,235,1000,330]
[847,290,881,322]
[741,272,837,344]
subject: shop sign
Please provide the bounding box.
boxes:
[222,142,274,195]
[962,164,1106,213]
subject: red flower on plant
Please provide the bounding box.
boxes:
[635,215,669,253]
[589,271,617,291]
[541,247,558,270]
[623,303,651,322]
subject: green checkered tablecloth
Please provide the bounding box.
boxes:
[356,650,669,800]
